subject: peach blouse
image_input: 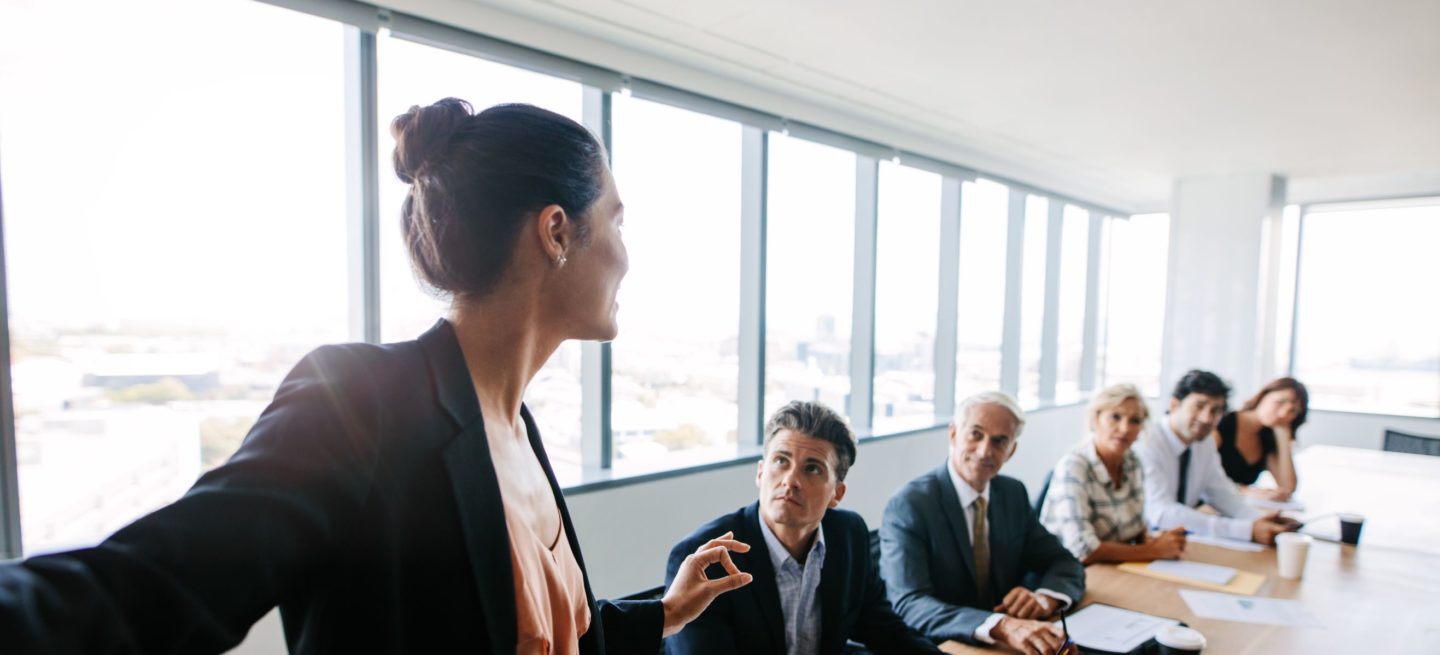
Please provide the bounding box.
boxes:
[504,499,591,655]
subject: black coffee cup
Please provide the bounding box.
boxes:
[1339,513,1365,545]
[1154,625,1205,654]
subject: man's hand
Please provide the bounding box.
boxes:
[1251,515,1299,545]
[661,532,753,637]
[990,615,1065,655]
[992,586,1055,620]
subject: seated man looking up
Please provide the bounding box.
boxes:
[881,391,1084,655]
[1134,369,1300,545]
[664,401,938,655]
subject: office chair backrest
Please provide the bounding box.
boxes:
[1033,469,1054,516]
[1383,429,1440,457]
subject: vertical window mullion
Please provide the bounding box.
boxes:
[848,157,879,433]
[1079,211,1104,394]
[1000,189,1026,396]
[581,87,612,472]
[739,127,767,448]
[0,170,23,559]
[1286,206,1308,378]
[344,27,380,344]
[933,178,962,423]
[1038,200,1063,404]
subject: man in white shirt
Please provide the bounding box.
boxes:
[881,391,1084,655]
[1135,369,1299,545]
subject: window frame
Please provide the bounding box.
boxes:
[1282,199,1440,418]
[0,0,1140,557]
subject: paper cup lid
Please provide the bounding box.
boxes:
[1156,625,1206,649]
[1275,532,1312,544]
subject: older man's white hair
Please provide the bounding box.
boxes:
[954,390,1026,439]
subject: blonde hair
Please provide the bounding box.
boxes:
[1087,384,1150,432]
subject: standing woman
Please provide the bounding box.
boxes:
[1041,384,1186,564]
[0,99,750,654]
[1214,377,1309,501]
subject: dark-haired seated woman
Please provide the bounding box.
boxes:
[0,99,751,654]
[1213,377,1309,502]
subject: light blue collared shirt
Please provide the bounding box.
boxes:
[757,514,826,655]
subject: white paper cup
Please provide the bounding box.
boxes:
[1275,532,1313,580]
[1155,625,1206,654]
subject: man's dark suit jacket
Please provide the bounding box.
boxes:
[0,320,660,654]
[664,502,938,655]
[879,466,1084,644]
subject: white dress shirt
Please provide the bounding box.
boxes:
[946,464,1071,644]
[1134,417,1259,542]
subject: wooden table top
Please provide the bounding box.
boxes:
[940,446,1440,653]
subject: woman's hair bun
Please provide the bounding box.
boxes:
[390,97,474,184]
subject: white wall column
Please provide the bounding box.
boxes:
[1161,174,1286,397]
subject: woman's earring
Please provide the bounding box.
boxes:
[556,255,567,268]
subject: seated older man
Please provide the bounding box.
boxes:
[881,391,1084,655]
[664,401,937,655]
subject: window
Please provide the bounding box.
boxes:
[954,179,1009,403]
[1017,195,1050,406]
[1055,204,1091,404]
[872,162,942,433]
[374,36,587,483]
[0,0,1147,519]
[764,135,856,421]
[1100,213,1170,397]
[1290,200,1440,416]
[608,95,743,474]
[0,0,348,553]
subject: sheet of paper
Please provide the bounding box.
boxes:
[1055,604,1179,653]
[1186,533,1266,552]
[1146,560,1237,585]
[1179,589,1324,627]
[1247,496,1306,512]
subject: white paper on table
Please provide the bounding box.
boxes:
[1179,589,1323,627]
[1146,560,1238,585]
[1054,604,1179,653]
[1186,533,1266,552]
[1247,496,1306,512]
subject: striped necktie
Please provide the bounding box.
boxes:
[973,496,992,606]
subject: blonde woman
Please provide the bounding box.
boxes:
[1041,384,1186,563]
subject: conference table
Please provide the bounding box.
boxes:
[940,445,1440,654]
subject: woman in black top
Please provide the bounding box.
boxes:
[0,99,752,654]
[1213,377,1310,501]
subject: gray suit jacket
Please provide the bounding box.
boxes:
[879,465,1084,643]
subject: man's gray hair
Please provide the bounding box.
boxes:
[954,390,1027,439]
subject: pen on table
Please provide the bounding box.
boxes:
[1053,604,1077,655]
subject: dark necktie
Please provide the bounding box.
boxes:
[1177,448,1192,506]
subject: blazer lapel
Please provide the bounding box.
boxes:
[933,465,978,590]
[816,515,846,655]
[442,421,516,654]
[740,503,788,652]
[520,404,605,651]
[423,320,517,654]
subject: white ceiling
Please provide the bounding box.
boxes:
[411,0,1440,210]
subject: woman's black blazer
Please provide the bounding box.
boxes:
[0,320,661,654]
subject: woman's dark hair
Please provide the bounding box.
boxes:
[390,99,607,298]
[1241,377,1310,431]
[1170,369,1232,404]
